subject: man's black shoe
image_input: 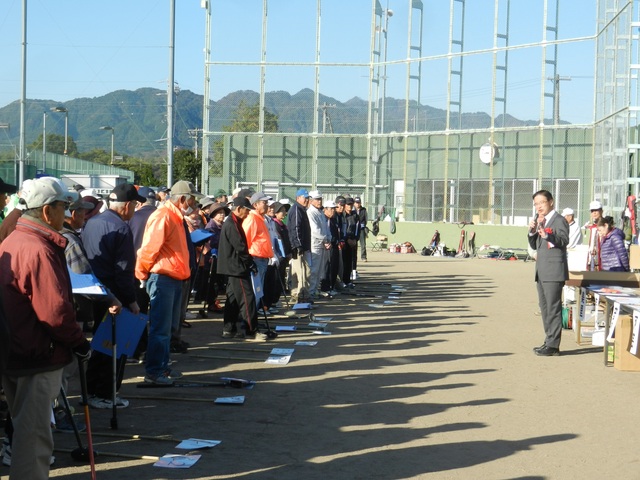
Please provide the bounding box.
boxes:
[532,343,546,353]
[534,345,560,356]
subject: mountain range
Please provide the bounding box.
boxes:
[0,88,550,158]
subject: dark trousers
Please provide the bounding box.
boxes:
[328,246,340,289]
[263,264,282,309]
[536,280,564,349]
[359,229,368,260]
[132,280,149,359]
[223,275,258,334]
[342,243,354,284]
[86,301,126,398]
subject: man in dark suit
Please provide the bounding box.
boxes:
[528,189,569,356]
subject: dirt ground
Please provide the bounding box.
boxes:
[4,251,640,480]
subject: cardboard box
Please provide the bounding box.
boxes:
[567,271,640,287]
[613,314,640,371]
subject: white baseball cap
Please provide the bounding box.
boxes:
[589,200,603,210]
[561,208,574,216]
[324,200,336,208]
[22,177,71,209]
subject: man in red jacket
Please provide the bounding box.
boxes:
[0,178,90,480]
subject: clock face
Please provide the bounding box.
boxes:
[479,143,495,165]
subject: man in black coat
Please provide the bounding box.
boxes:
[354,196,368,263]
[216,197,262,339]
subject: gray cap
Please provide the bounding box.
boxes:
[171,180,204,199]
[199,196,216,210]
[250,191,270,204]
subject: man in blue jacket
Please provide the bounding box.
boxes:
[82,183,144,408]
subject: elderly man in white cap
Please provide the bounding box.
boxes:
[585,200,604,270]
[562,207,582,249]
[307,190,331,299]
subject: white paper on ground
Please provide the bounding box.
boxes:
[308,322,327,328]
[175,438,221,450]
[292,303,312,310]
[154,454,201,468]
[275,325,297,332]
[295,341,318,346]
[312,330,331,335]
[270,348,294,355]
[265,355,291,364]
[313,316,333,322]
[214,396,245,404]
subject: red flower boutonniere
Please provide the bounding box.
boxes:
[544,228,553,235]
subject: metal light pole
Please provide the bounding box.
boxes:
[51,106,69,155]
[42,111,47,173]
[100,126,115,164]
[167,0,176,186]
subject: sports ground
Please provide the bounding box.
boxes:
[27,251,640,480]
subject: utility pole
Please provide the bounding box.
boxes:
[547,74,572,124]
[188,128,202,160]
[320,103,336,134]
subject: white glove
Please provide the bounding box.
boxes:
[269,256,280,267]
[140,280,147,289]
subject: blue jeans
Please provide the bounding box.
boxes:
[146,273,183,377]
[254,257,269,308]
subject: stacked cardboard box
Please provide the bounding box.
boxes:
[613,314,640,372]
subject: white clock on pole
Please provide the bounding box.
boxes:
[479,142,497,165]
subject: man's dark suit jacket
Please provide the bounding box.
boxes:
[528,211,569,282]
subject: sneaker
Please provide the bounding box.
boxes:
[319,291,330,298]
[245,331,268,341]
[1,441,54,466]
[165,369,183,379]
[222,331,235,338]
[144,372,174,385]
[54,410,86,434]
[170,340,189,354]
[184,311,198,320]
[329,289,339,296]
[1,439,9,466]
[87,395,130,409]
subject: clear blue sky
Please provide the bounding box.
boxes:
[0,0,596,125]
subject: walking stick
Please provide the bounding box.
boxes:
[77,356,97,480]
[110,312,118,430]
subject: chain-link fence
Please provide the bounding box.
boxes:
[200,0,601,225]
